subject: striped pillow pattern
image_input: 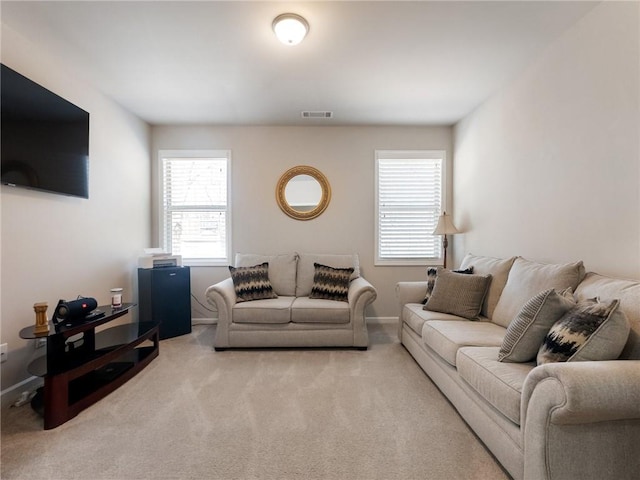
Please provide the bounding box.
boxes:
[309,263,354,302]
[229,262,278,302]
[498,288,575,363]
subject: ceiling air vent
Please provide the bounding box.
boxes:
[302,111,333,119]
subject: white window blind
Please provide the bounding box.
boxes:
[375,151,445,265]
[159,150,231,265]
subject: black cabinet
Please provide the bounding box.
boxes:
[138,266,191,340]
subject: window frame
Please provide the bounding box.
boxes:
[158,149,232,267]
[374,149,447,266]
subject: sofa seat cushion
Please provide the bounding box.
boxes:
[457,346,534,425]
[403,304,472,336]
[233,296,295,324]
[422,320,506,366]
[291,297,350,324]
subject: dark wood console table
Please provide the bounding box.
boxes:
[19,304,159,429]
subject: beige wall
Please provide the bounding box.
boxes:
[151,125,453,320]
[0,25,151,391]
[452,1,640,280]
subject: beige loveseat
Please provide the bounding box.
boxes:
[397,254,640,480]
[206,253,377,350]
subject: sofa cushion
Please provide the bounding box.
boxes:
[232,296,295,324]
[309,263,354,302]
[574,273,640,360]
[229,262,278,302]
[296,253,360,297]
[291,297,350,324]
[492,257,585,328]
[459,254,517,319]
[457,347,534,425]
[537,299,630,364]
[499,288,575,363]
[422,320,506,366]
[235,253,297,296]
[424,269,492,320]
[403,304,471,336]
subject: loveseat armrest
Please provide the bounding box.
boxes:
[348,276,377,305]
[205,277,237,348]
[348,276,377,347]
[396,281,428,307]
[521,360,640,479]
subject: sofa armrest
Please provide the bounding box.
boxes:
[205,277,236,348]
[522,360,640,479]
[348,276,377,306]
[348,276,377,347]
[521,360,640,426]
[396,281,428,307]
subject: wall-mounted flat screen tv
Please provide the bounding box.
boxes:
[1,64,90,199]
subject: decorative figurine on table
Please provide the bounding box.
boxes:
[33,302,49,334]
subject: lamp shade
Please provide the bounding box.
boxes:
[433,212,460,235]
[273,13,309,45]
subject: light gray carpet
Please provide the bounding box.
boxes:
[1,321,508,479]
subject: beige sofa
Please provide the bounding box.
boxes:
[206,253,377,350]
[397,254,640,480]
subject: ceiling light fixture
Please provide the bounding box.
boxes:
[272,13,309,46]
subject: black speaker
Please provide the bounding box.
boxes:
[53,297,97,324]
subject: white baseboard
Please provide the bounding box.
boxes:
[192,317,395,326]
[1,376,42,410]
[367,316,398,324]
[192,317,217,325]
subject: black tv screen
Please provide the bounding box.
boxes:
[1,64,90,199]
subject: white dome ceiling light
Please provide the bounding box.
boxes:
[272,13,309,46]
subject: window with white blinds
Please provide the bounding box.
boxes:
[159,150,231,266]
[375,150,445,265]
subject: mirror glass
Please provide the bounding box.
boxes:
[284,174,322,212]
[276,166,331,220]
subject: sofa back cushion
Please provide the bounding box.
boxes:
[235,253,297,296]
[296,253,360,297]
[459,254,516,319]
[492,257,585,328]
[574,272,640,360]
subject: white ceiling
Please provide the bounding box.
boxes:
[1,1,599,126]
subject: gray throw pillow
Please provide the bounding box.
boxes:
[229,262,278,302]
[309,263,354,302]
[424,269,492,320]
[499,288,575,363]
[422,267,474,304]
[537,298,630,365]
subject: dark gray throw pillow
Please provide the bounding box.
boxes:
[424,269,491,320]
[309,263,354,302]
[229,262,278,302]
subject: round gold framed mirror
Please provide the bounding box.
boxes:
[276,165,331,220]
